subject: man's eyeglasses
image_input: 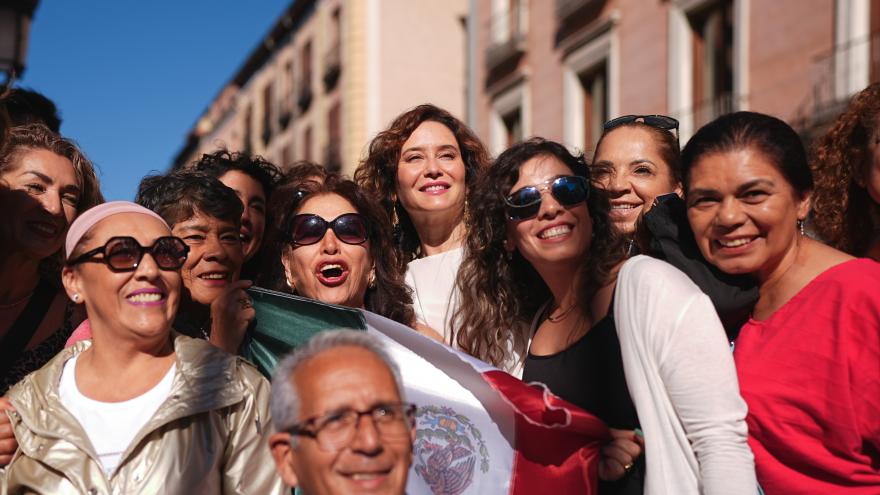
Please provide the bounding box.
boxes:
[603,114,679,135]
[288,402,417,452]
[66,236,189,272]
[504,175,590,221]
[289,213,370,246]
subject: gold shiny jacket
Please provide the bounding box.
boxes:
[0,333,285,495]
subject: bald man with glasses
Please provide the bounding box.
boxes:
[269,330,415,495]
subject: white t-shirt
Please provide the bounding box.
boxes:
[404,247,464,344]
[59,355,176,476]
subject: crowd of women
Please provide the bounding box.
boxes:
[0,81,878,494]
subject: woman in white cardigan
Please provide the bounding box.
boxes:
[454,138,756,494]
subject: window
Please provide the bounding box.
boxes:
[688,1,733,127]
[298,41,313,111]
[243,105,253,154]
[872,0,880,83]
[325,102,342,171]
[502,109,522,147]
[491,0,527,45]
[669,0,744,140]
[562,22,616,153]
[489,82,529,155]
[262,83,274,146]
[303,126,312,162]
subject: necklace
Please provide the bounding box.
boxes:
[547,303,577,323]
[0,291,34,310]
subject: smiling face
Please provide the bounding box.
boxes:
[275,345,413,495]
[171,211,243,306]
[591,126,680,234]
[0,148,80,260]
[219,170,267,261]
[281,194,373,308]
[395,121,467,226]
[506,155,592,274]
[686,147,810,282]
[62,213,181,341]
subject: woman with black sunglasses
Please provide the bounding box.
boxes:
[1,201,284,493]
[454,138,755,494]
[265,172,439,338]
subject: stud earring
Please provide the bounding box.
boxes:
[72,294,80,302]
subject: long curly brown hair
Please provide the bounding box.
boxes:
[353,104,490,260]
[453,138,626,370]
[811,83,880,255]
[262,172,416,326]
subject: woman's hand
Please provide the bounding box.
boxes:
[209,280,256,354]
[598,428,644,481]
[0,396,18,466]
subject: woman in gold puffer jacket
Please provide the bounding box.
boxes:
[0,202,284,495]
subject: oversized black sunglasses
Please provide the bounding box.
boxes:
[603,114,679,134]
[504,175,590,221]
[289,213,369,246]
[67,236,189,272]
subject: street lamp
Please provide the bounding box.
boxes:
[0,0,39,85]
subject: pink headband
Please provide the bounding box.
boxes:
[65,201,170,257]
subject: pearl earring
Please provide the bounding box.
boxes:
[72,294,80,302]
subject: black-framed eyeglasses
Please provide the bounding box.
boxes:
[66,236,189,272]
[289,213,369,246]
[504,175,590,221]
[288,402,417,452]
[603,114,679,135]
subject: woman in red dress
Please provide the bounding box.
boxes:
[684,111,880,494]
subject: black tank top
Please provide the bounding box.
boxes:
[522,306,645,494]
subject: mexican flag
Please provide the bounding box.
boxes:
[243,287,609,495]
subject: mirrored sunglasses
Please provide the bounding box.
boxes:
[504,175,590,221]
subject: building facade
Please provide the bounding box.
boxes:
[172,0,468,175]
[468,0,880,156]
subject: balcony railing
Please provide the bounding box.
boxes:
[485,5,527,72]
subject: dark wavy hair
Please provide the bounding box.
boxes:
[189,148,282,197]
[811,83,880,255]
[135,170,243,228]
[681,111,813,197]
[353,104,490,260]
[263,172,416,326]
[453,138,625,369]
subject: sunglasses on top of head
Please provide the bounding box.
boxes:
[66,236,190,272]
[504,175,590,221]
[603,114,679,135]
[289,213,370,246]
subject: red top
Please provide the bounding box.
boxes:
[734,259,880,494]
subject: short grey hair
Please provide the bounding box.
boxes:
[270,329,405,434]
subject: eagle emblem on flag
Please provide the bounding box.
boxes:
[414,405,491,495]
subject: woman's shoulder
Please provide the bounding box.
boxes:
[618,255,705,297]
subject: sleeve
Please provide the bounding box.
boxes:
[221,362,285,495]
[655,287,757,494]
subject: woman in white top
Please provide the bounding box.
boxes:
[1,201,283,494]
[355,104,490,342]
[454,139,756,494]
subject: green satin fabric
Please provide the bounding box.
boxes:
[241,287,367,378]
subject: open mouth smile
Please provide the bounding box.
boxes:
[316,260,350,286]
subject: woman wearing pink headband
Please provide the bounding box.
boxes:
[1,201,284,492]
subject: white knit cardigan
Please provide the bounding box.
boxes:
[614,256,757,494]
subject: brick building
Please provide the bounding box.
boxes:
[172,0,468,174]
[467,0,880,156]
